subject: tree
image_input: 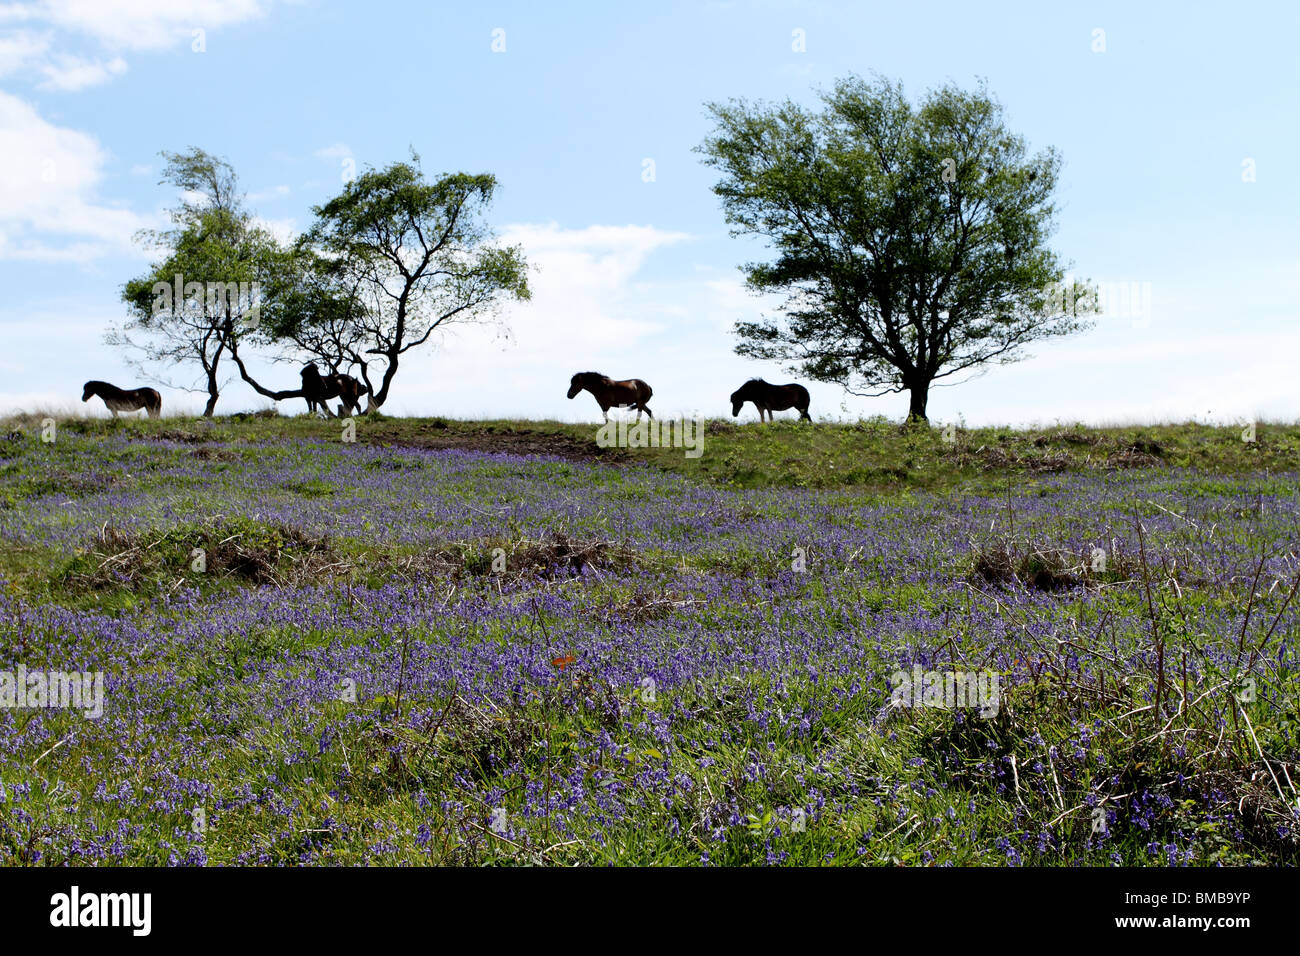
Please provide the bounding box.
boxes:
[296,156,531,411]
[248,243,372,388]
[698,74,1095,421]
[115,149,278,416]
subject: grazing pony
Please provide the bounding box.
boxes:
[82,381,161,419]
[300,364,365,417]
[730,379,811,422]
[567,372,654,422]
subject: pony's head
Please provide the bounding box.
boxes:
[301,364,322,382]
[730,379,764,417]
[81,381,95,402]
[568,371,600,399]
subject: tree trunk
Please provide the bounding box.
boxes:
[907,379,929,422]
[202,363,220,417]
[370,351,399,408]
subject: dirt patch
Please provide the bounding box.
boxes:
[970,542,1082,591]
[1107,445,1164,469]
[967,445,1072,473]
[404,533,641,581]
[364,424,627,464]
[64,519,339,589]
[968,539,1144,592]
[152,429,217,445]
[190,447,238,461]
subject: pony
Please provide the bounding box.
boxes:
[567,371,653,422]
[82,381,162,419]
[729,379,811,422]
[300,364,365,417]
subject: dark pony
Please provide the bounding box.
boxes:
[301,364,365,417]
[729,379,811,422]
[567,371,653,422]
[82,381,161,418]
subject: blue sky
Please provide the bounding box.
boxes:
[1,0,1296,424]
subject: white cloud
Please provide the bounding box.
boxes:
[0,0,272,52]
[0,29,49,76]
[0,90,147,261]
[251,215,296,244]
[36,53,127,91]
[0,1,274,92]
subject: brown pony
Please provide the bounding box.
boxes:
[567,371,653,422]
[82,381,161,418]
[730,379,811,422]
[301,364,365,417]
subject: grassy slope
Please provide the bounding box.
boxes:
[2,413,1298,865]
[8,411,1299,490]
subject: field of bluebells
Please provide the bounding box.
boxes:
[1,416,1298,866]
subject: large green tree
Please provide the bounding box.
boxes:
[294,156,531,411]
[115,148,282,416]
[698,74,1094,421]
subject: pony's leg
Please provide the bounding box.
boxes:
[635,407,642,423]
[642,405,652,420]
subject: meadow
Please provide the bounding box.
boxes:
[1,412,1298,865]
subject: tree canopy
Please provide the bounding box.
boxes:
[115,151,530,416]
[116,148,278,416]
[294,157,531,410]
[698,74,1094,421]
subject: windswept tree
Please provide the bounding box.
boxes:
[293,157,531,411]
[115,148,279,416]
[698,74,1095,421]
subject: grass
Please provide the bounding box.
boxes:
[1,412,1298,865]
[7,410,1299,491]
